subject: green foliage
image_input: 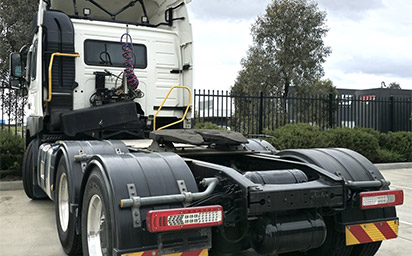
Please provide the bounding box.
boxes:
[263,124,412,163]
[375,149,405,163]
[193,122,226,130]
[296,79,337,97]
[264,123,328,149]
[232,0,331,97]
[388,82,401,89]
[293,79,338,126]
[325,127,380,160]
[379,132,412,162]
[0,130,25,179]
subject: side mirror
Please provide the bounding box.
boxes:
[10,52,23,78]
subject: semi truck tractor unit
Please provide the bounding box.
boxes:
[9,1,404,256]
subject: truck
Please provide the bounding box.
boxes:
[9,1,404,256]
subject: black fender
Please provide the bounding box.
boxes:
[80,152,198,254]
[243,138,278,154]
[276,148,397,230]
[27,138,48,198]
[52,140,129,219]
[26,116,43,145]
[277,148,384,182]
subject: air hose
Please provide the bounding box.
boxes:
[120,28,139,89]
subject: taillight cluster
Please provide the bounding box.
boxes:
[360,190,404,209]
[146,205,223,233]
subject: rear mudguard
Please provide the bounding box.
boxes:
[80,152,199,254]
[243,138,278,154]
[52,140,129,212]
[277,148,397,230]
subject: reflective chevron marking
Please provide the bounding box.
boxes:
[345,219,398,246]
[121,249,208,256]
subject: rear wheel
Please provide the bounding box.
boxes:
[277,148,386,256]
[55,157,82,255]
[306,217,352,256]
[81,168,112,256]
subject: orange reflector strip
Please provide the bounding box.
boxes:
[345,219,398,246]
[121,249,208,256]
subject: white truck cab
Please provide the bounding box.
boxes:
[21,0,193,141]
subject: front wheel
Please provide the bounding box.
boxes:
[81,168,112,256]
[22,139,46,199]
[55,157,82,255]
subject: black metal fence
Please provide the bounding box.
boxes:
[194,90,412,134]
[0,84,26,138]
[1,87,411,137]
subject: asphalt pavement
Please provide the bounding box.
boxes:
[0,167,411,256]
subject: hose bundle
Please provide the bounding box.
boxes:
[120,32,139,89]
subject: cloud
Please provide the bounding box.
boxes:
[188,0,271,20]
[190,19,254,90]
[187,0,412,90]
[316,0,384,20]
[340,57,412,78]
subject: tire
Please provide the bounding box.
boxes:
[305,217,353,256]
[22,140,35,199]
[350,242,382,256]
[22,139,46,199]
[55,157,82,255]
[81,168,113,256]
[277,148,385,256]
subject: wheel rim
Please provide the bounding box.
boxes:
[58,173,69,232]
[87,194,108,256]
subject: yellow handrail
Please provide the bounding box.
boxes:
[153,85,192,131]
[46,52,80,103]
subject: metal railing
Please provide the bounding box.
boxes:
[194,90,412,134]
[2,87,411,137]
[0,83,26,138]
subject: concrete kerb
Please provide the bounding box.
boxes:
[0,162,411,192]
[374,162,412,170]
[0,180,23,191]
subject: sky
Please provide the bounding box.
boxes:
[186,0,412,91]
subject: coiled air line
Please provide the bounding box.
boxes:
[120,25,139,89]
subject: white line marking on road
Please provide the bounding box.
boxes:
[400,220,412,227]
[390,185,412,191]
[398,235,412,242]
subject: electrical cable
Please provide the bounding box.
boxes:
[120,29,139,89]
[99,44,112,65]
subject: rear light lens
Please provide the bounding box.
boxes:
[360,190,404,209]
[146,205,223,233]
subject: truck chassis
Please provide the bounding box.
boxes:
[23,129,402,256]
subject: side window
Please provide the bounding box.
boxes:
[30,40,38,81]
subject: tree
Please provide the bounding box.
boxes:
[0,0,38,80]
[296,79,337,97]
[294,79,338,127]
[388,82,401,89]
[232,0,331,97]
[0,0,37,124]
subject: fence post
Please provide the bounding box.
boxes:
[8,88,11,132]
[259,91,263,134]
[1,85,4,130]
[328,93,334,129]
[389,96,394,131]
